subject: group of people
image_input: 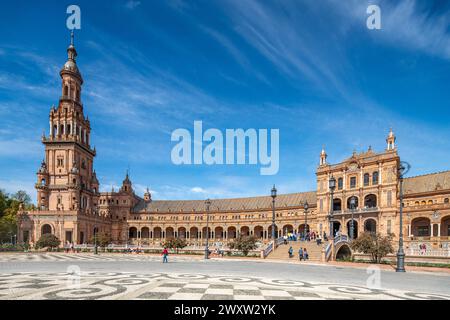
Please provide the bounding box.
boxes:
[282,230,323,245]
[288,246,309,261]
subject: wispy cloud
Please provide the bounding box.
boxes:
[124,0,141,10]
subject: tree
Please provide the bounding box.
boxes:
[229,236,258,256]
[35,234,61,250]
[162,237,187,253]
[89,232,111,248]
[350,232,394,263]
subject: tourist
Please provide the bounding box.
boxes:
[288,246,293,258]
[70,242,74,253]
[162,247,169,263]
[316,234,322,245]
[298,247,303,261]
[304,248,309,260]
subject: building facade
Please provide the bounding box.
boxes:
[17,37,450,253]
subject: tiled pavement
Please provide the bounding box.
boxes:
[0,271,449,300]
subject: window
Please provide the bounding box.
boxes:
[445,198,449,204]
[57,157,64,168]
[387,191,392,207]
[387,220,392,234]
[350,177,356,189]
[417,226,429,237]
[364,173,370,186]
[319,199,323,211]
[373,171,379,184]
[338,178,343,190]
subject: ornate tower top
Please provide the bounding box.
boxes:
[60,30,83,84]
[144,187,152,202]
[319,146,327,166]
[386,128,396,151]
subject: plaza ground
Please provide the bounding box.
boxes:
[0,253,449,300]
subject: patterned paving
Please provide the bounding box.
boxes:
[0,272,449,300]
[0,253,201,262]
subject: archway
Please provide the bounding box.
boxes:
[153,227,162,239]
[129,227,137,239]
[214,226,224,239]
[364,194,377,208]
[254,226,264,238]
[346,220,358,239]
[332,221,341,237]
[178,227,186,239]
[333,198,342,211]
[41,224,52,235]
[336,244,352,260]
[441,216,450,237]
[166,227,174,239]
[364,219,377,234]
[282,224,293,235]
[347,197,359,210]
[267,225,278,239]
[141,227,150,238]
[411,217,430,237]
[240,226,250,237]
[227,226,237,239]
[190,227,199,239]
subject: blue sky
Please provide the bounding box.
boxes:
[0,0,449,202]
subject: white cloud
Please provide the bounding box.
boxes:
[125,0,141,10]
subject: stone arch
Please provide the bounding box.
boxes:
[254,225,264,238]
[141,227,150,238]
[411,217,431,237]
[335,244,352,260]
[267,225,279,239]
[364,194,377,208]
[166,227,174,238]
[333,198,342,211]
[364,219,377,233]
[153,227,162,239]
[129,227,137,239]
[214,226,224,239]
[227,226,237,239]
[240,226,250,237]
[178,227,186,239]
[347,196,359,209]
[189,226,199,239]
[41,224,53,235]
[441,216,450,237]
[282,224,293,235]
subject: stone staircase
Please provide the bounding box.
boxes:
[267,240,323,262]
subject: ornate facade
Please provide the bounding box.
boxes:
[17,36,450,252]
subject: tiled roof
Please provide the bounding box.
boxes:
[133,191,317,213]
[403,170,450,195]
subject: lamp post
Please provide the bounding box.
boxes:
[304,200,309,240]
[350,196,356,241]
[396,161,410,273]
[271,185,277,241]
[328,176,336,240]
[94,228,98,255]
[204,198,211,260]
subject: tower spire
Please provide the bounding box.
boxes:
[70,29,74,47]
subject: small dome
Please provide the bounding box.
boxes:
[63,60,79,73]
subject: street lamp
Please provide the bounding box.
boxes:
[304,200,309,240]
[329,176,336,240]
[94,228,98,255]
[396,161,410,273]
[204,198,211,260]
[349,196,356,241]
[271,185,277,241]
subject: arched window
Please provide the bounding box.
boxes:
[372,171,379,184]
[445,198,449,204]
[41,179,46,186]
[338,178,343,190]
[350,177,357,189]
[428,200,433,205]
[364,173,370,186]
[64,85,69,97]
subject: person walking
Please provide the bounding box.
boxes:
[288,246,293,258]
[304,248,309,260]
[162,247,169,263]
[298,247,303,261]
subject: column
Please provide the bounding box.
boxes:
[438,223,441,237]
[407,224,411,237]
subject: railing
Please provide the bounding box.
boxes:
[406,248,450,257]
[325,242,332,261]
[262,242,274,258]
[275,236,285,247]
[333,234,349,245]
